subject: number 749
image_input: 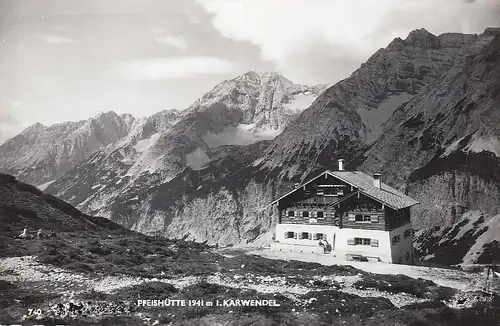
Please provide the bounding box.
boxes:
[28,308,42,315]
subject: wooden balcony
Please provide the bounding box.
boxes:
[341,222,386,231]
[280,217,340,226]
[295,194,345,205]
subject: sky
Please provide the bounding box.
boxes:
[0,0,499,143]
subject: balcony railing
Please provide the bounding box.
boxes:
[280,217,340,226]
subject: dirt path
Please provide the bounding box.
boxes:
[245,248,485,291]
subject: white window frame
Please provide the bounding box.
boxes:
[300,232,311,240]
[354,237,371,246]
[314,233,325,240]
[355,214,372,223]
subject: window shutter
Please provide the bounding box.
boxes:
[284,232,288,239]
[308,233,312,240]
[347,238,355,245]
[294,232,297,239]
[370,239,379,247]
[311,211,316,218]
[370,215,379,223]
[348,213,356,221]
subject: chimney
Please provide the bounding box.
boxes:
[338,159,345,171]
[373,173,381,189]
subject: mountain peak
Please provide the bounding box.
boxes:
[239,71,290,83]
[386,37,406,51]
[20,122,45,135]
[241,71,261,84]
[243,70,259,77]
[93,110,119,120]
[405,28,440,48]
[483,27,500,37]
[260,71,282,78]
[407,28,434,37]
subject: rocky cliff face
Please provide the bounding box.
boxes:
[130,141,278,244]
[0,111,136,187]
[256,28,492,181]
[360,30,500,228]
[43,72,323,231]
[43,109,183,218]
[187,71,327,137]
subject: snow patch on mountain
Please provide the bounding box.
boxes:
[357,93,412,144]
[466,134,500,157]
[441,137,467,157]
[37,180,55,191]
[133,133,161,153]
[204,124,281,148]
[186,148,210,170]
[440,133,500,158]
[282,93,317,112]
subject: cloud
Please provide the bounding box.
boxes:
[36,34,75,44]
[113,56,239,81]
[0,99,26,144]
[149,29,188,51]
[155,35,188,51]
[183,6,202,24]
[197,0,500,84]
[1,96,24,109]
[8,100,23,108]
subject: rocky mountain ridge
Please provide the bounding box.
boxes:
[257,28,498,181]
[39,72,325,227]
[187,71,327,136]
[0,111,137,187]
[360,29,500,228]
